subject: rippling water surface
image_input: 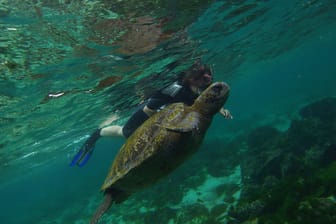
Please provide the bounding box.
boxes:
[1,0,336,223]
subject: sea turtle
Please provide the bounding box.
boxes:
[90,82,230,224]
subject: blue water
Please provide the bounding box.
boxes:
[1,1,336,223]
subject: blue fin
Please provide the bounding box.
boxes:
[77,149,93,167]
[70,148,85,167]
[70,146,94,167]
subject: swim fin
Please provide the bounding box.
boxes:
[70,145,94,167]
[70,128,101,167]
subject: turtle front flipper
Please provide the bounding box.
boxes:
[158,111,201,132]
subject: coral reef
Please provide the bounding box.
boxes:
[228,97,336,223]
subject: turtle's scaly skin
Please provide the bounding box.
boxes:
[90,82,230,224]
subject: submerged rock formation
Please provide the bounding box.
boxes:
[228,97,336,224]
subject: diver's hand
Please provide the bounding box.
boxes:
[219,108,233,119]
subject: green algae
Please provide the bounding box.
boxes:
[227,97,336,224]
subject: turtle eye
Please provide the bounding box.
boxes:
[212,85,222,93]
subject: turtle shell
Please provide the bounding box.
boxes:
[101,82,229,193]
[101,103,202,191]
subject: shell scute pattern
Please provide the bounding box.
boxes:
[101,82,229,191]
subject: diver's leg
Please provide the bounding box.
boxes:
[99,113,120,128]
[122,107,151,138]
[100,125,124,138]
[100,105,155,138]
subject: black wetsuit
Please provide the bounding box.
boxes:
[122,81,198,137]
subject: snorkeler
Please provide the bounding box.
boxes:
[70,60,233,167]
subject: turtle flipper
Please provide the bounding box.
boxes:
[90,189,129,224]
[158,112,200,132]
[90,194,113,224]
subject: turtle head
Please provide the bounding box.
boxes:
[193,82,230,115]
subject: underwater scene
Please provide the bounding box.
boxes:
[1,0,336,223]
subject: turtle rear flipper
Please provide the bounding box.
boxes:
[90,194,113,224]
[90,189,129,224]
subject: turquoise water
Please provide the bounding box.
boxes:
[1,1,336,223]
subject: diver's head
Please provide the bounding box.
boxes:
[183,60,213,94]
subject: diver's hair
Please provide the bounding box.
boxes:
[179,60,213,85]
